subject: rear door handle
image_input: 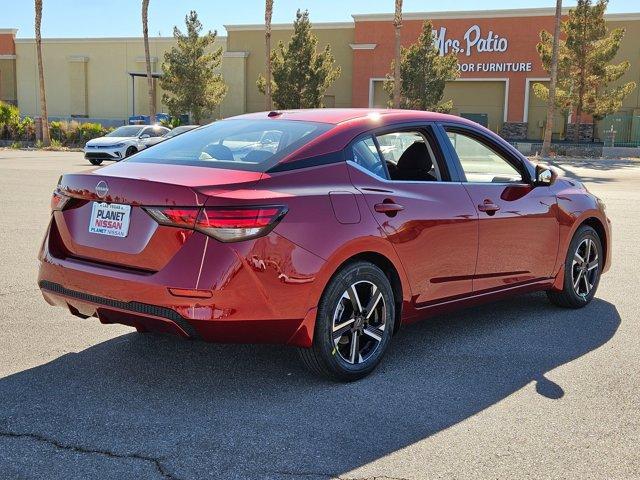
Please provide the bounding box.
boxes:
[477,199,500,215]
[374,202,404,215]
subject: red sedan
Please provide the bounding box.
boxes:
[38,109,611,381]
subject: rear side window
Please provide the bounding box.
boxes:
[128,119,332,172]
[351,136,388,179]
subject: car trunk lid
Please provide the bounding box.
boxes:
[52,162,263,271]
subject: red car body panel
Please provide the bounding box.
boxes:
[37,109,611,347]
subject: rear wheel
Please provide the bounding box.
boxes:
[125,146,137,157]
[298,261,395,381]
[547,225,602,308]
[88,158,103,166]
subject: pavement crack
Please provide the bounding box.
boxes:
[0,428,180,480]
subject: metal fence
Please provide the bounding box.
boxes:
[599,115,640,147]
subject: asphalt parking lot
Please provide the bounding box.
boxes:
[0,149,638,479]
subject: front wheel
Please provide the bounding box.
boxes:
[298,261,395,381]
[124,146,137,158]
[547,225,603,308]
[88,158,103,166]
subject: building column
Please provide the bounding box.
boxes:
[501,77,528,140]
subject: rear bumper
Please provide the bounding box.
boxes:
[37,223,325,347]
[39,280,201,338]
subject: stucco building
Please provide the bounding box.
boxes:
[1,7,639,141]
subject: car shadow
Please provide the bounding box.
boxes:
[0,293,620,479]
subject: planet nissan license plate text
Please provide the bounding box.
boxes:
[88,202,131,238]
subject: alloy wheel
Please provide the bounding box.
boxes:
[332,280,387,365]
[571,238,599,298]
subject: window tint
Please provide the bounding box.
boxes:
[351,136,388,179]
[376,131,441,182]
[128,119,332,172]
[445,131,523,183]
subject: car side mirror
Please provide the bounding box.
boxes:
[534,164,556,187]
[140,134,150,139]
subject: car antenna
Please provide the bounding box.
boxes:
[267,111,282,117]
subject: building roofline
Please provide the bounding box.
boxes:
[14,36,226,44]
[0,28,18,35]
[352,7,640,21]
[224,22,353,32]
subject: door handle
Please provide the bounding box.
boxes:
[374,201,404,216]
[477,199,500,215]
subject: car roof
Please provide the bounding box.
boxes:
[221,108,503,169]
[229,108,466,126]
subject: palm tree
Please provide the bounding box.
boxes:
[541,0,562,157]
[142,0,156,124]
[35,0,50,145]
[392,0,403,108]
[265,0,274,110]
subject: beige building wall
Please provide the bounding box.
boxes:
[526,81,566,141]
[15,36,243,123]
[0,57,17,104]
[226,23,354,113]
[444,80,506,133]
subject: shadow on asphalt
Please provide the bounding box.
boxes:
[0,293,620,479]
[550,158,639,184]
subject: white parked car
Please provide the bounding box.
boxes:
[83,125,170,165]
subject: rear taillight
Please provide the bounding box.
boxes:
[143,205,287,242]
[144,207,200,229]
[51,190,70,211]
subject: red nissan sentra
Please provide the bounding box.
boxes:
[38,109,611,381]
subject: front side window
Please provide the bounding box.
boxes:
[445,130,523,183]
[128,119,332,172]
[376,131,442,182]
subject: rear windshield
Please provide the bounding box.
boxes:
[127,119,333,171]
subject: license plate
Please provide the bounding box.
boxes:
[89,202,131,238]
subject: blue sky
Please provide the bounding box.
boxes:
[2,0,638,38]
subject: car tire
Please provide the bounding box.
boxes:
[88,158,103,166]
[125,146,137,158]
[547,225,603,309]
[298,261,396,382]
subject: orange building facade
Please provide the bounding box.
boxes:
[350,9,640,140]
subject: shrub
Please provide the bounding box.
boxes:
[0,101,19,126]
[6,117,36,142]
[1,105,111,146]
[0,101,21,140]
[47,120,109,146]
[78,122,107,141]
[49,120,66,143]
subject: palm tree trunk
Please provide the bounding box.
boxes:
[142,0,156,124]
[392,0,403,109]
[541,0,562,157]
[265,0,274,111]
[35,0,50,146]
